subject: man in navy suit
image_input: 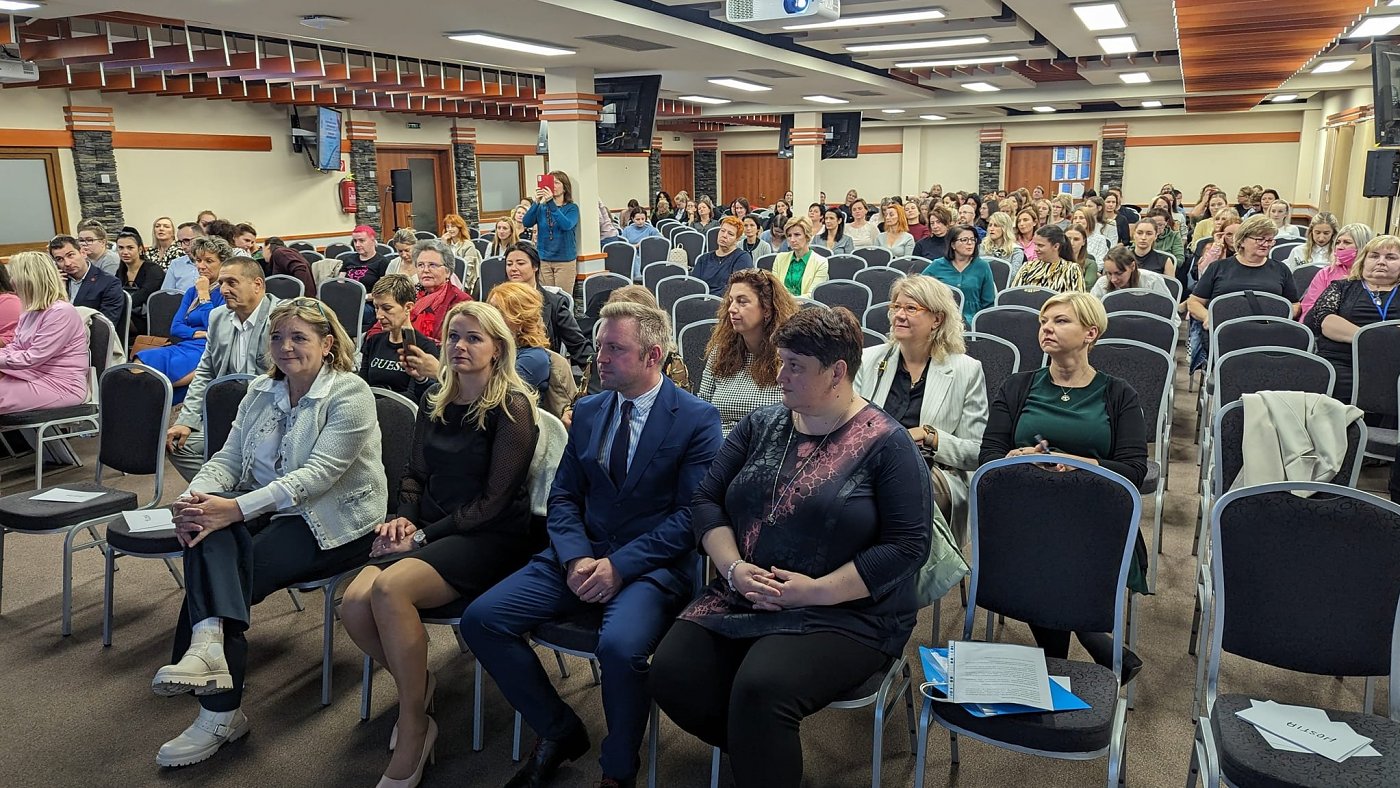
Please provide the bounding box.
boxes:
[463,301,722,788]
[49,234,125,328]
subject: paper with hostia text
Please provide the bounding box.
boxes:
[946,641,1054,710]
[1236,700,1377,762]
[30,488,105,503]
[123,509,175,533]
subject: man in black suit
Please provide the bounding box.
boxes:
[49,234,125,328]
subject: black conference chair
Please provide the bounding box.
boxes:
[854,247,892,268]
[264,274,305,300]
[706,225,722,252]
[638,236,671,268]
[862,328,886,348]
[413,230,436,241]
[144,290,185,339]
[985,258,1012,292]
[679,320,717,392]
[812,280,873,318]
[656,276,708,316]
[1101,288,1175,320]
[289,241,316,253]
[853,266,905,303]
[478,256,506,298]
[1351,320,1400,461]
[864,302,891,335]
[962,332,1020,405]
[827,254,866,281]
[674,231,705,265]
[101,373,254,646]
[324,242,351,259]
[917,457,1139,788]
[643,262,686,294]
[755,253,777,272]
[671,294,721,336]
[318,279,368,350]
[603,241,635,279]
[1292,263,1325,296]
[995,285,1056,311]
[0,364,173,637]
[1188,483,1400,788]
[581,273,631,318]
[971,306,1042,373]
[1100,311,1177,355]
[890,256,931,276]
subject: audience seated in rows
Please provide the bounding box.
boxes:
[876,202,915,259]
[699,269,798,435]
[162,223,202,292]
[116,230,163,337]
[816,208,855,257]
[76,219,121,276]
[578,285,690,408]
[499,242,593,370]
[150,299,386,768]
[913,204,952,262]
[737,215,772,261]
[50,233,124,329]
[922,223,997,323]
[259,238,318,298]
[165,258,279,481]
[461,300,723,788]
[1286,212,1339,269]
[0,263,20,343]
[136,237,238,400]
[978,291,1147,683]
[1009,225,1085,293]
[358,274,440,402]
[1091,246,1182,325]
[0,251,90,413]
[336,226,391,329]
[149,216,184,268]
[691,216,754,297]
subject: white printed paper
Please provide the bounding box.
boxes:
[947,641,1053,710]
[123,509,175,533]
[1237,700,1374,762]
[30,488,105,503]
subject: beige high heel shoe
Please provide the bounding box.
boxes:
[389,671,435,752]
[375,716,436,788]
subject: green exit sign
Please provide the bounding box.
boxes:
[406,122,421,129]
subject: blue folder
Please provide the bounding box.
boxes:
[918,645,1090,717]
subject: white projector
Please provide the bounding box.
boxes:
[0,59,38,84]
[726,0,839,25]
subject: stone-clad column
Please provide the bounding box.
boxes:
[693,138,717,202]
[347,120,380,231]
[452,125,479,225]
[649,136,663,201]
[978,126,1003,195]
[1099,123,1128,193]
[65,106,123,227]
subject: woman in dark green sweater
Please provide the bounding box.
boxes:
[978,291,1148,684]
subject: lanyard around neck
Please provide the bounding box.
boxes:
[1364,283,1397,321]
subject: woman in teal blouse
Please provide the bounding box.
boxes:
[978,291,1148,684]
[921,223,997,324]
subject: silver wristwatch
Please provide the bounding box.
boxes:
[411,530,427,547]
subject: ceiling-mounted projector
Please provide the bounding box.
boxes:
[726,0,839,24]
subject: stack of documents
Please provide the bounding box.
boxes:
[1235,700,1379,761]
[919,642,1088,717]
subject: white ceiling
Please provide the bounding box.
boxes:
[11,0,1382,122]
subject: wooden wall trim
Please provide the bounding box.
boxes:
[111,131,273,151]
[0,129,74,147]
[857,144,902,154]
[1125,132,1301,147]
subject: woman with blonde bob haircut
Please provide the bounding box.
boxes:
[978,289,1149,684]
[0,251,89,412]
[151,296,386,769]
[487,281,552,394]
[343,300,540,787]
[854,274,988,543]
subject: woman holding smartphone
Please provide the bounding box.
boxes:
[360,274,441,400]
[522,171,580,290]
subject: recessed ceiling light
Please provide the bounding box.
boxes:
[881,108,906,114]
[847,36,990,54]
[1140,100,1162,108]
[1097,35,1138,55]
[919,114,947,121]
[894,54,1019,68]
[1347,16,1400,39]
[1073,2,1127,31]
[445,32,574,57]
[300,14,349,30]
[0,0,44,9]
[1269,94,1299,103]
[784,8,946,30]
[707,77,772,92]
[678,95,731,105]
[1311,59,1355,73]
[804,95,849,104]
[962,82,1001,92]
[1032,106,1056,113]
[1119,71,1151,84]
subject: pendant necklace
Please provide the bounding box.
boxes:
[765,419,833,527]
[1058,386,1073,403]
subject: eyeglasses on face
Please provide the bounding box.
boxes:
[1248,235,1276,246]
[888,302,931,316]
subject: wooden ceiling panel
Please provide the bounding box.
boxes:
[1176,0,1373,111]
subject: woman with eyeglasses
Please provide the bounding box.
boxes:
[137,237,236,399]
[1009,226,1085,293]
[403,239,471,342]
[922,224,996,324]
[855,275,987,546]
[1186,214,1301,331]
[1303,234,1400,403]
[151,298,386,770]
[76,221,120,276]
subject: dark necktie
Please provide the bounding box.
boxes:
[609,399,634,486]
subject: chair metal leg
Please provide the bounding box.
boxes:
[709,746,721,788]
[473,661,485,752]
[930,595,942,645]
[61,524,81,636]
[102,548,116,647]
[903,665,917,754]
[1127,595,1140,710]
[949,730,959,765]
[163,557,184,589]
[1364,676,1376,714]
[360,655,373,721]
[871,681,888,788]
[512,709,522,762]
[287,588,305,612]
[588,657,602,686]
[0,526,7,613]
[647,702,659,788]
[320,588,335,706]
[914,700,931,788]
[554,650,570,679]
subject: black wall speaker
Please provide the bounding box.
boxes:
[390,169,414,203]
[1363,149,1400,198]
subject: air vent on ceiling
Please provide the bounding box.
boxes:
[577,34,673,52]
[845,89,883,97]
[740,68,800,79]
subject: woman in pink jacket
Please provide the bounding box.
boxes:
[0,251,90,413]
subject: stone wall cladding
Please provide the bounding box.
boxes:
[694,149,717,202]
[1099,139,1126,193]
[351,139,380,230]
[978,141,1002,195]
[73,131,124,228]
[453,142,478,224]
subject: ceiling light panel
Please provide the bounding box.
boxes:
[804,95,849,104]
[1097,35,1138,55]
[1140,100,1162,108]
[962,82,1001,92]
[1119,71,1151,84]
[1347,16,1400,39]
[678,95,731,105]
[445,32,574,56]
[847,36,990,54]
[881,108,906,114]
[1073,2,1127,31]
[1311,59,1354,73]
[919,114,946,121]
[894,54,1019,68]
[1032,106,1056,113]
[708,77,771,92]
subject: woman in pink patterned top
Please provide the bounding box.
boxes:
[0,251,89,413]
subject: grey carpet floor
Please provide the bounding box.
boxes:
[0,357,1391,788]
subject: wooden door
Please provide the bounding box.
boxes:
[1005,146,1054,194]
[375,146,454,237]
[660,152,693,198]
[721,152,790,207]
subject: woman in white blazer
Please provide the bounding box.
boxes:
[853,274,988,542]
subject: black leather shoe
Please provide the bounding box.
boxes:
[503,725,590,788]
[1120,647,1143,687]
[599,776,636,788]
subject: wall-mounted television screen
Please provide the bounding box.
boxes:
[1373,44,1400,147]
[594,75,661,153]
[316,107,343,171]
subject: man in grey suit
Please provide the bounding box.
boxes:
[166,257,280,481]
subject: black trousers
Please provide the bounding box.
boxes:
[170,514,373,712]
[1390,442,1399,504]
[1027,626,1116,668]
[649,620,887,788]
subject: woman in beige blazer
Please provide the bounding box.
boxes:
[770,216,829,297]
[853,274,988,542]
